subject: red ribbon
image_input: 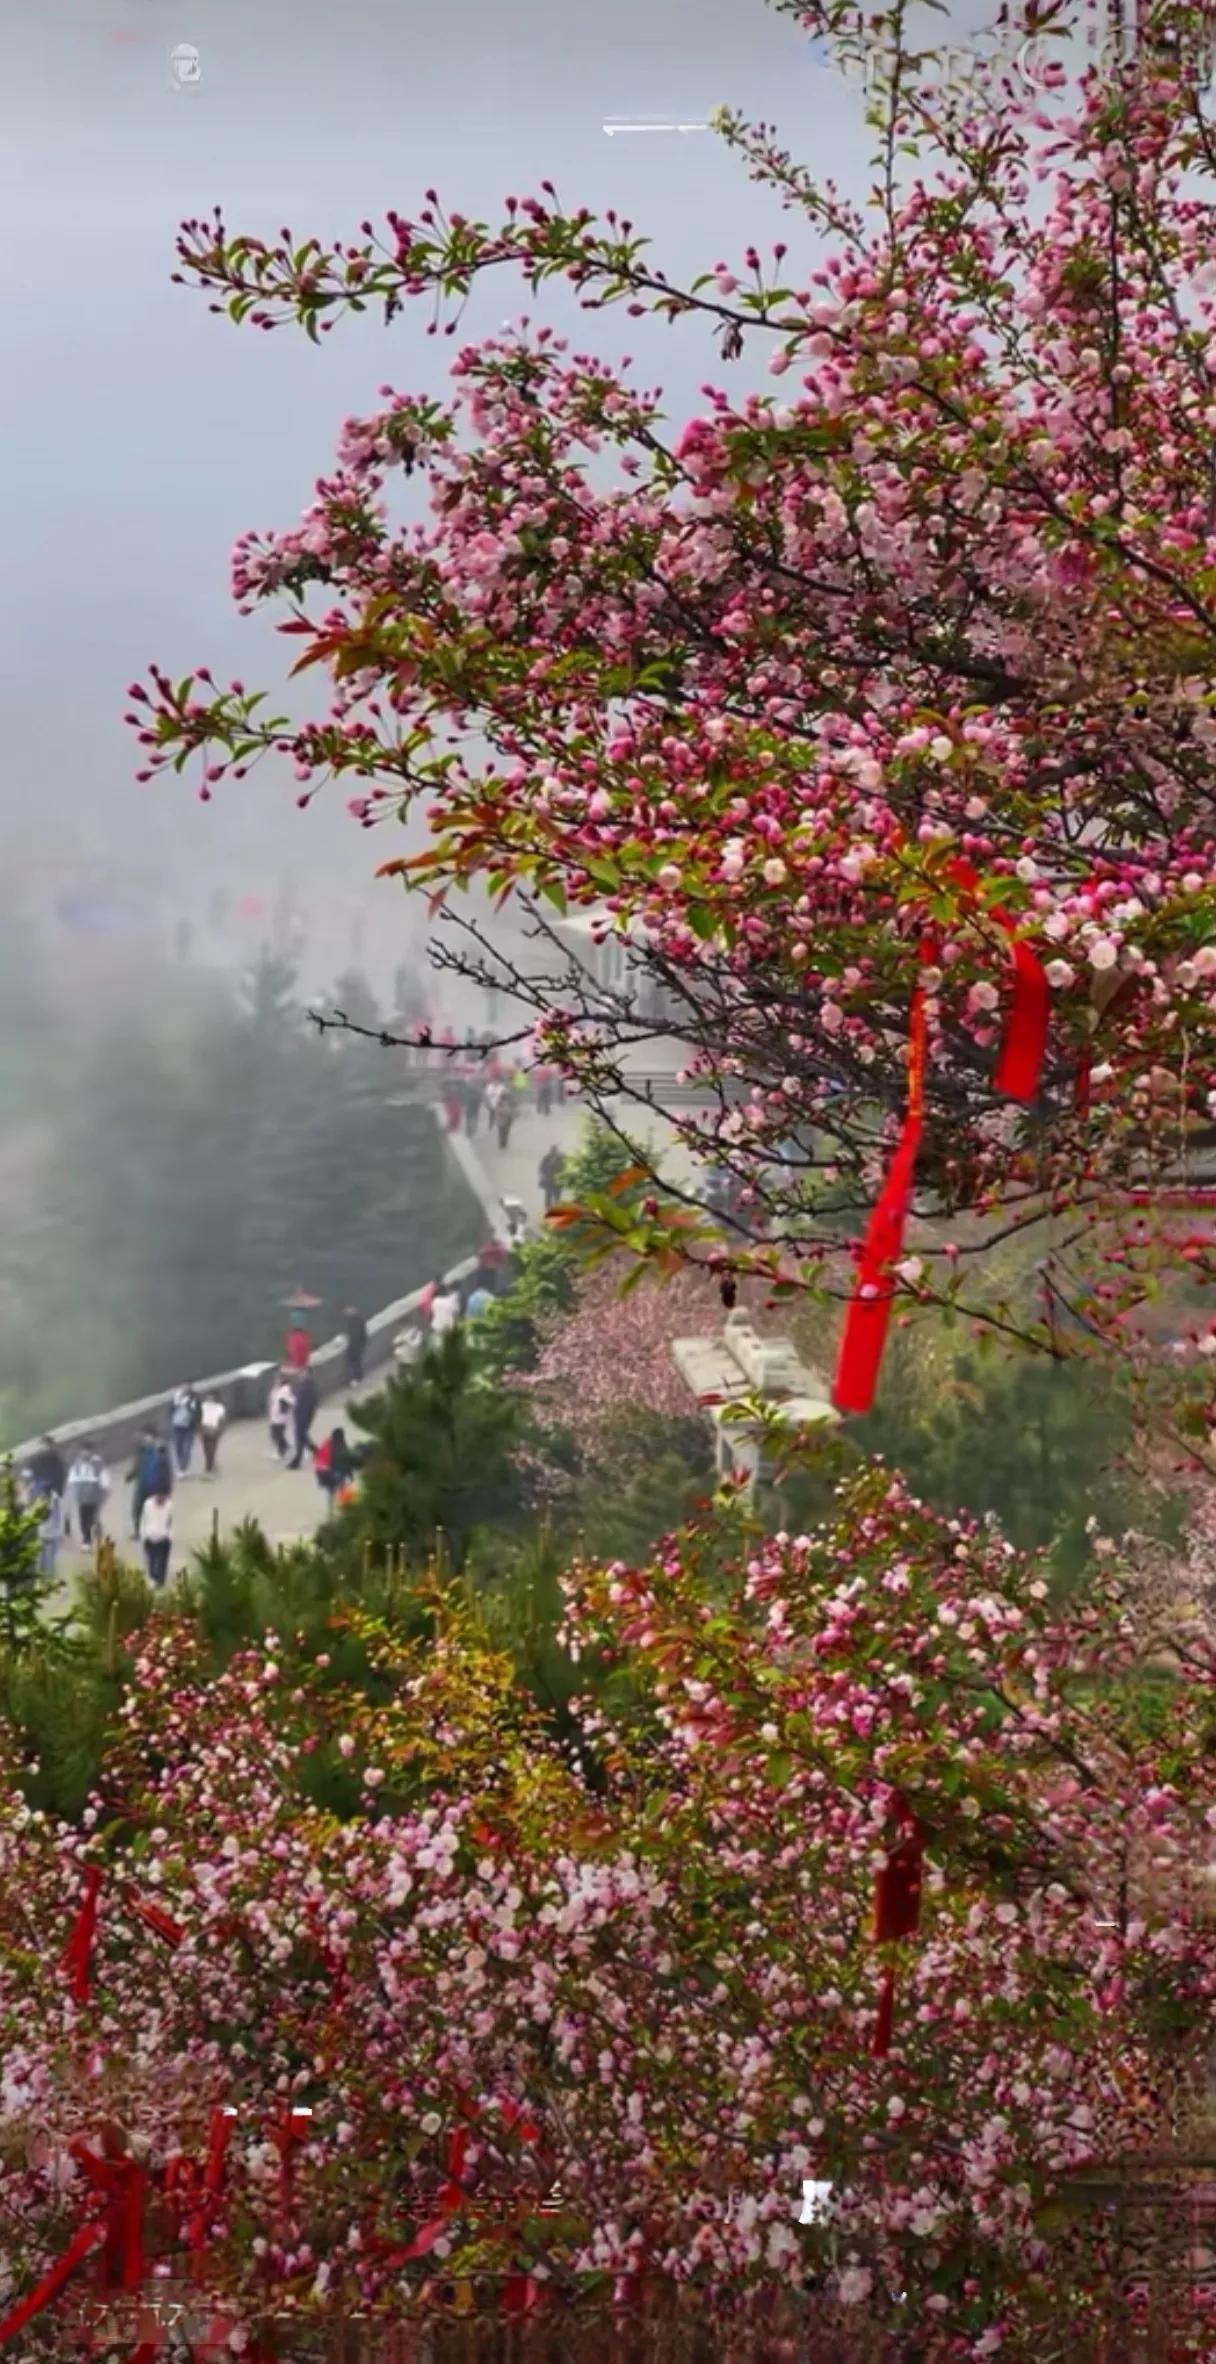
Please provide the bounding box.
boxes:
[832,968,928,1416]
[61,1864,103,2003]
[833,865,1050,1415]
[123,1887,185,1951]
[871,1963,898,2061]
[873,1805,925,1943]
[869,1797,925,2061]
[0,2215,107,2348]
[945,858,1049,1106]
[170,2106,237,2257]
[69,2138,148,2293]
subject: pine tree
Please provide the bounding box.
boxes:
[339,1331,535,1571]
[0,1467,61,1654]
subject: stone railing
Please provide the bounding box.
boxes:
[5,1113,516,1476]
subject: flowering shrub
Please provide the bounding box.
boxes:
[2,1478,1216,2354]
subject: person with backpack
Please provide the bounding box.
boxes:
[314,1427,355,1512]
[170,1384,201,1477]
[199,1393,227,1477]
[128,1427,168,1539]
[138,1488,173,1589]
[67,1443,109,1548]
[27,1435,66,1506]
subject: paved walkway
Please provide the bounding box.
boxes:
[56,1097,679,1584]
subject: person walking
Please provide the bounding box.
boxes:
[314,1425,355,1512]
[128,1427,166,1539]
[199,1392,227,1477]
[36,1489,63,1581]
[342,1307,368,1389]
[170,1383,201,1478]
[28,1435,66,1506]
[484,1077,504,1137]
[67,1443,109,1548]
[285,1320,313,1373]
[288,1369,320,1469]
[138,1489,173,1589]
[539,1144,565,1211]
[495,1092,516,1151]
[429,1278,462,1342]
[268,1370,295,1462]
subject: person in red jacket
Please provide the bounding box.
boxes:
[285,1321,312,1372]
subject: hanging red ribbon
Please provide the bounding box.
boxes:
[869,1797,925,2061]
[945,857,1049,1106]
[61,1864,103,2003]
[871,1964,897,2062]
[171,2106,238,2258]
[832,966,928,1416]
[0,2216,107,2349]
[833,863,1050,1416]
[873,1805,925,1943]
[69,2137,148,2294]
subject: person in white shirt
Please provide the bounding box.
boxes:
[268,1372,295,1463]
[199,1394,226,1478]
[138,1490,173,1589]
[429,1282,462,1341]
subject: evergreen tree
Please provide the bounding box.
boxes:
[0,1467,62,1654]
[338,1331,535,1571]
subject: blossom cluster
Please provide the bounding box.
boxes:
[3,1476,1216,2353]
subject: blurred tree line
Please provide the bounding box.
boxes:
[0,948,481,1444]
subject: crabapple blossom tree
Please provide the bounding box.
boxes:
[127,0,1216,1433]
[2,1476,1216,2356]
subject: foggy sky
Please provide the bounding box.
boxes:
[0,0,976,989]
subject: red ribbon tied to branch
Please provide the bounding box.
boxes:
[833,864,1050,1416]
[61,1864,103,2003]
[832,952,930,1418]
[0,2131,147,2350]
[61,1868,185,2006]
[870,1796,925,2061]
[944,857,1049,1106]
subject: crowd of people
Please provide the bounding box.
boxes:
[12,1048,567,1601]
[423,1027,566,1147]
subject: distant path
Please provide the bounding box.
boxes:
[58,1103,589,1577]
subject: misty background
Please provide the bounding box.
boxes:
[0,0,985,1438]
